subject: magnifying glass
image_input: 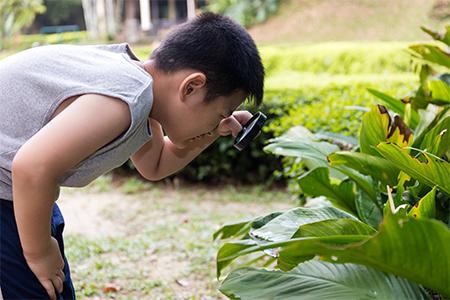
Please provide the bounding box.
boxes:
[233,112,267,151]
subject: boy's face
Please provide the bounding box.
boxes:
[165,80,246,147]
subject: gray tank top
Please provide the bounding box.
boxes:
[0,43,153,201]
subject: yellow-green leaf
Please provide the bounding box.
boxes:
[377,142,450,195]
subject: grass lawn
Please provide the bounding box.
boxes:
[58,175,294,299]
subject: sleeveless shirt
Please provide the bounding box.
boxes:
[0,43,153,201]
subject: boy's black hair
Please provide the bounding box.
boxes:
[150,12,264,105]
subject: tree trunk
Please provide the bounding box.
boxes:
[124,0,139,43]
[81,0,99,39]
[139,0,152,31]
[105,0,116,39]
[187,0,196,20]
[168,0,176,22]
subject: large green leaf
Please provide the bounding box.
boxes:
[328,151,399,186]
[377,142,450,195]
[250,206,357,242]
[428,79,450,104]
[217,216,370,278]
[368,89,420,128]
[278,215,450,297]
[298,167,356,213]
[220,261,428,300]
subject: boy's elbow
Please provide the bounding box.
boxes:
[11,156,56,186]
[141,170,165,182]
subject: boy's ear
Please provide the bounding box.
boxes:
[179,72,206,101]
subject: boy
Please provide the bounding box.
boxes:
[0,12,264,299]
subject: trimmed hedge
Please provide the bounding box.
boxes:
[260,42,412,76]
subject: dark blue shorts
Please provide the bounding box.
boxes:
[0,199,76,299]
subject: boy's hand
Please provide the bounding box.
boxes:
[217,110,252,137]
[24,237,65,300]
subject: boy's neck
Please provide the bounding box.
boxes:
[141,60,164,122]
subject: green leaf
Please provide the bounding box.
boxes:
[421,25,450,46]
[377,142,450,195]
[298,167,356,213]
[314,131,358,147]
[328,151,400,186]
[360,105,391,156]
[217,239,259,278]
[359,105,413,157]
[264,139,338,167]
[250,206,357,242]
[408,187,437,219]
[428,79,450,104]
[413,106,450,149]
[419,116,450,158]
[217,235,367,279]
[213,220,253,241]
[368,89,420,128]
[392,171,411,207]
[332,166,378,201]
[293,218,377,237]
[217,216,369,278]
[409,44,450,69]
[220,261,428,300]
[355,190,382,228]
[213,212,283,240]
[278,215,450,297]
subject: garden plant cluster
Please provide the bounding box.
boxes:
[214,26,450,300]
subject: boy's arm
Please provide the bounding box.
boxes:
[12,94,131,299]
[131,111,251,181]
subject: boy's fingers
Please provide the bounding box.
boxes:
[52,275,64,294]
[41,279,57,300]
[232,111,252,125]
[57,269,65,281]
[223,117,242,137]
